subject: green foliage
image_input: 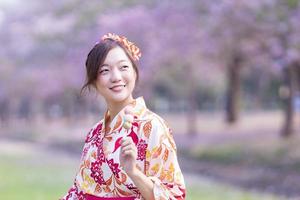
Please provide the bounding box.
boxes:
[0,142,285,200]
[286,0,299,9]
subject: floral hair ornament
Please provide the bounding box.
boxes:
[101,33,142,61]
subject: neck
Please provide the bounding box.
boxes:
[106,96,134,120]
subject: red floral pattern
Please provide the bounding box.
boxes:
[90,160,106,185]
[64,182,86,200]
[85,123,102,143]
[107,158,121,178]
[91,133,103,147]
[137,139,147,161]
[61,97,185,200]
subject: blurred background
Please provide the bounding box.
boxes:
[0,0,300,199]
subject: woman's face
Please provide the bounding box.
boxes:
[95,46,137,106]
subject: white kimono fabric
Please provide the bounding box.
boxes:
[61,97,186,200]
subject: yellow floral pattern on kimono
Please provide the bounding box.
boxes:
[61,97,186,200]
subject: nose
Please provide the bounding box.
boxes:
[110,68,122,83]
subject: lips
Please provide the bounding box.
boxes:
[109,85,125,91]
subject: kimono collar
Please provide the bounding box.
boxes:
[103,96,147,134]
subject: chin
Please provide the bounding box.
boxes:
[109,93,131,103]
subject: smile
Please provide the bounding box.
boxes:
[109,85,126,91]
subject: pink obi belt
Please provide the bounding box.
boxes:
[84,194,136,200]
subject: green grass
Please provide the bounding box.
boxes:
[0,153,75,200]
[186,181,281,200]
[0,147,284,200]
[189,142,300,171]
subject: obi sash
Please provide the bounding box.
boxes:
[84,193,136,200]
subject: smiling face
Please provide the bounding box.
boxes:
[95,46,137,107]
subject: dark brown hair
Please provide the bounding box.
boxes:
[80,39,140,95]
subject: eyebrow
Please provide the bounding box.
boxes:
[101,60,128,67]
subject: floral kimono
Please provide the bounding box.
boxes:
[61,97,186,200]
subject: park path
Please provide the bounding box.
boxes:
[174,131,300,199]
[1,110,300,199]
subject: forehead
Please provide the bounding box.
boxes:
[103,46,131,66]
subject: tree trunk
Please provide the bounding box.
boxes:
[0,98,10,126]
[186,65,198,136]
[187,86,198,135]
[225,55,242,124]
[281,65,298,137]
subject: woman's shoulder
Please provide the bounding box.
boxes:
[91,118,104,130]
[142,109,170,130]
[141,109,177,150]
[84,118,104,143]
[141,109,173,137]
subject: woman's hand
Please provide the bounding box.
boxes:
[119,136,155,200]
[119,136,137,175]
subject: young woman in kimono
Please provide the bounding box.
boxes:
[61,33,186,200]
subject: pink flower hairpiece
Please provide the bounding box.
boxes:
[101,33,142,61]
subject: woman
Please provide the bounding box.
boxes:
[61,33,186,200]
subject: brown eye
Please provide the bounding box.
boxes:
[99,69,109,74]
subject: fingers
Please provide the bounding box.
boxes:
[121,149,135,156]
[120,146,136,163]
[121,145,134,152]
[121,137,134,147]
[120,137,137,156]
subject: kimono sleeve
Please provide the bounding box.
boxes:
[60,142,88,200]
[60,122,102,200]
[145,117,186,200]
[60,182,85,200]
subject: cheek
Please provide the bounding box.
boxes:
[130,69,137,82]
[95,77,107,89]
[127,72,136,86]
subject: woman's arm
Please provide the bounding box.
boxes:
[120,137,155,200]
[120,117,186,200]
